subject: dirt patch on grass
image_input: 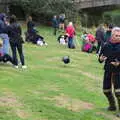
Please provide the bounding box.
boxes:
[44,94,94,112]
[0,89,22,108]
[16,109,29,119]
[78,70,101,81]
[0,89,30,119]
[0,96,22,107]
[96,112,120,120]
[42,84,60,92]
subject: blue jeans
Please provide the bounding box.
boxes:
[68,37,73,48]
[0,33,9,54]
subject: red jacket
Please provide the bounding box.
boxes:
[87,34,96,42]
[66,25,75,37]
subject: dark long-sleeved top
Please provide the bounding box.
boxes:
[99,42,120,72]
[52,18,58,28]
[27,20,35,33]
[95,28,105,43]
[7,22,22,44]
[104,30,112,42]
[0,20,8,34]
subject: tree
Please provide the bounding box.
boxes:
[11,0,76,19]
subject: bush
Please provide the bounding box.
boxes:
[103,10,120,26]
[11,0,77,25]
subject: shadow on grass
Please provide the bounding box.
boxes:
[0,63,12,68]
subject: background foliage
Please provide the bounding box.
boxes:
[103,9,120,26]
[11,0,77,24]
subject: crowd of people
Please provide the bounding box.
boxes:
[81,31,96,53]
[0,13,26,69]
[51,14,114,53]
[52,14,66,35]
[0,12,120,117]
[52,16,120,117]
[52,14,76,49]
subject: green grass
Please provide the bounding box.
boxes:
[0,25,118,120]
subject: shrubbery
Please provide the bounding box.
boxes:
[11,0,76,24]
[103,10,120,26]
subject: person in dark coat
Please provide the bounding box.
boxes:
[52,15,59,35]
[27,16,35,34]
[99,27,120,117]
[26,16,35,42]
[95,25,105,54]
[8,15,26,69]
[104,24,113,43]
[58,14,65,30]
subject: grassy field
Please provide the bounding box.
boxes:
[0,25,119,120]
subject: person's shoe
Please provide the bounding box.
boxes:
[104,92,116,111]
[45,43,48,46]
[14,65,19,69]
[22,65,27,69]
[107,106,117,111]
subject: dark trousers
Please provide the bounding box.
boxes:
[96,41,101,54]
[103,71,120,91]
[103,70,120,102]
[53,27,57,35]
[103,71,120,109]
[68,37,73,48]
[10,43,25,66]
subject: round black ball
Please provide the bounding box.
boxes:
[62,56,70,64]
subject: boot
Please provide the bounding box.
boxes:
[116,95,120,117]
[117,97,120,110]
[104,92,116,111]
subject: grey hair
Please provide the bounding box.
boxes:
[112,27,120,35]
[68,22,73,26]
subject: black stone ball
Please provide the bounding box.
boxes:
[62,56,70,64]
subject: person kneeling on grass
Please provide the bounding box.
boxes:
[98,27,120,117]
[57,34,68,45]
[32,33,48,46]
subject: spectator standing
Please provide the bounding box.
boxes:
[58,14,65,30]
[8,15,27,69]
[104,24,113,43]
[65,22,75,49]
[52,15,59,35]
[95,24,105,54]
[27,16,35,34]
[99,27,120,117]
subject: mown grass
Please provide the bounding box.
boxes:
[0,25,119,120]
